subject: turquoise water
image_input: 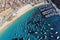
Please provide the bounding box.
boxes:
[0,7,35,40]
[0,4,60,40]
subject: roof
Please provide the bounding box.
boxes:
[0,7,13,18]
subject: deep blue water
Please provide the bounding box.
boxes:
[0,4,60,40]
[0,7,35,40]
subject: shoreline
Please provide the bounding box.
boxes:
[0,2,44,34]
[0,4,33,33]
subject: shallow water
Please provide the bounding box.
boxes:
[0,4,60,40]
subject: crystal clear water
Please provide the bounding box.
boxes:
[0,7,34,40]
[0,4,60,40]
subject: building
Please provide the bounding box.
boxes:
[0,8,13,26]
[0,0,46,26]
[0,0,11,13]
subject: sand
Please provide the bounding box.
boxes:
[0,2,44,34]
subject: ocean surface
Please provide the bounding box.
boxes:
[0,4,60,40]
[0,7,35,40]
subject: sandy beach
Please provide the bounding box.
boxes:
[0,2,44,34]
